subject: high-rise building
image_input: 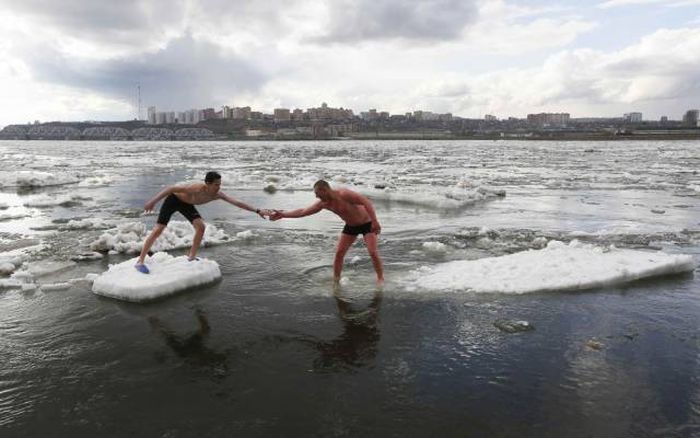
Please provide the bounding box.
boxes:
[221,106,232,119]
[660,116,668,124]
[165,112,175,124]
[484,114,498,121]
[274,108,291,122]
[147,106,157,125]
[683,109,699,126]
[156,112,167,125]
[624,112,643,123]
[201,108,216,120]
[232,106,251,119]
[291,108,304,121]
[526,113,570,127]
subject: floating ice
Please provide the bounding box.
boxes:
[422,241,448,254]
[0,262,15,275]
[0,171,79,188]
[89,220,230,254]
[407,240,695,294]
[78,176,113,187]
[0,202,8,210]
[235,230,257,240]
[92,252,221,302]
[40,283,71,291]
[0,278,23,289]
[59,218,112,231]
[17,260,76,278]
[0,211,30,221]
[359,184,505,209]
[24,195,85,208]
[71,252,104,262]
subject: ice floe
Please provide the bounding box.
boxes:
[89,220,231,254]
[407,240,695,294]
[422,241,448,254]
[359,184,505,209]
[24,195,87,208]
[0,171,79,188]
[92,252,221,302]
[0,211,30,221]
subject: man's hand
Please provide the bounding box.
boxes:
[256,208,273,219]
[144,200,156,213]
[371,221,382,234]
[269,210,284,221]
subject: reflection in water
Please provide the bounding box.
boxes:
[313,290,382,371]
[149,309,229,378]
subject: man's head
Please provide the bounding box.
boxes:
[204,171,222,193]
[313,179,332,201]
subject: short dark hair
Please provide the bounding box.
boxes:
[205,171,221,184]
[314,180,330,190]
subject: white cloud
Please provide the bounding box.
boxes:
[599,0,700,8]
[411,27,700,118]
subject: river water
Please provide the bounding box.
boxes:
[0,140,699,437]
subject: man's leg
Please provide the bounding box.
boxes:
[137,223,166,264]
[334,233,357,283]
[363,232,384,284]
[188,218,206,260]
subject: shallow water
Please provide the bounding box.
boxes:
[0,140,699,437]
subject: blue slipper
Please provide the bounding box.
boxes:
[134,263,150,274]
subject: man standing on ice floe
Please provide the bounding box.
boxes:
[269,180,384,286]
[134,171,270,273]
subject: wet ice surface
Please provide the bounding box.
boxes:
[0,140,699,437]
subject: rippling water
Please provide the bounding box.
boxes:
[0,140,699,437]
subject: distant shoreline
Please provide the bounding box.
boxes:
[1,134,698,142]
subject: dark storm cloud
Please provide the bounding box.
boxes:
[23,35,267,109]
[314,0,479,43]
[0,0,186,46]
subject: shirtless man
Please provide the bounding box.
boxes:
[135,171,268,273]
[269,180,384,285]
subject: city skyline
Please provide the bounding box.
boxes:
[0,1,699,127]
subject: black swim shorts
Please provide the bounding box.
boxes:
[157,193,201,225]
[342,221,373,236]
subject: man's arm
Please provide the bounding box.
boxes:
[144,183,196,212]
[342,190,381,233]
[218,192,266,218]
[270,201,324,220]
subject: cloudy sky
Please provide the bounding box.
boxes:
[1,0,699,126]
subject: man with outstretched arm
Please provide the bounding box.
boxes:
[269,180,384,285]
[135,171,270,273]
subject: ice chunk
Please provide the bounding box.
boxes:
[89,220,230,254]
[358,184,506,209]
[0,262,15,275]
[422,241,448,254]
[40,283,71,291]
[0,171,79,188]
[78,176,113,187]
[71,252,104,262]
[92,253,221,302]
[235,230,256,240]
[24,195,85,208]
[407,240,695,294]
[0,202,8,210]
[21,260,76,277]
[0,211,30,221]
[59,218,111,231]
[0,278,23,289]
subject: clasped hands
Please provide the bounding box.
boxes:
[256,209,284,221]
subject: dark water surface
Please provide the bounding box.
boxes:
[1,140,699,437]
